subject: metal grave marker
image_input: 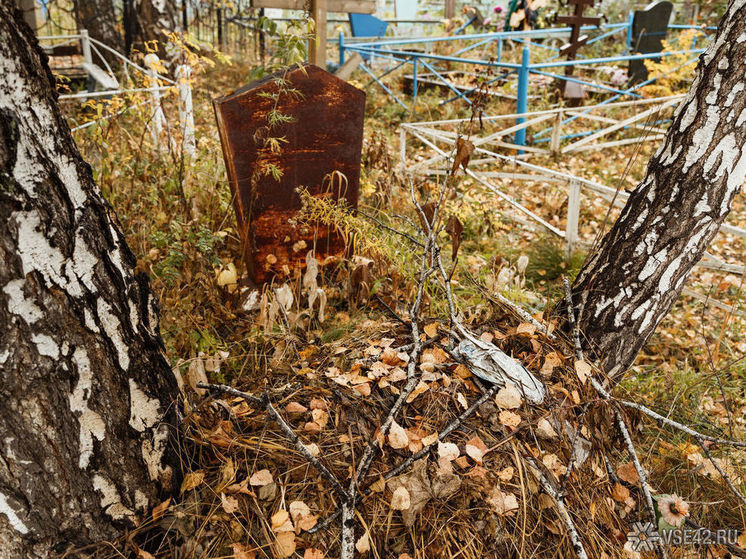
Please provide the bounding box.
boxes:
[556,0,601,98]
[214,64,365,284]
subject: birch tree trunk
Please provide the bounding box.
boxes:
[133,0,179,54]
[73,0,124,57]
[0,6,179,557]
[570,0,746,379]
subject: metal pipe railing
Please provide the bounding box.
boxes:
[341,21,711,144]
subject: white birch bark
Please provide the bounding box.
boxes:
[571,0,746,378]
[0,6,179,557]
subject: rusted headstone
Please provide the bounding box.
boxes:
[214,64,365,284]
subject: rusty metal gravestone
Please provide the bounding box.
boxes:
[629,1,673,82]
[214,64,365,284]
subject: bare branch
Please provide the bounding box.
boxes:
[563,277,584,361]
[197,382,350,502]
[697,439,746,509]
[524,456,589,559]
[617,399,746,448]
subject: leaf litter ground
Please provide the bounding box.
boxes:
[62,56,746,559]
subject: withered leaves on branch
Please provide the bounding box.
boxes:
[445,215,464,260]
[451,137,475,175]
[417,201,436,233]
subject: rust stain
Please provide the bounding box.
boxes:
[213,64,365,284]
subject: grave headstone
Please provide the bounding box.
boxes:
[563,81,586,102]
[628,1,673,82]
[214,64,365,284]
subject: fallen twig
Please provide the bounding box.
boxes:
[494,290,550,337]
[524,456,589,559]
[310,381,502,534]
[562,277,583,361]
[354,206,424,248]
[617,399,746,448]
[560,280,597,493]
[373,293,408,327]
[697,439,746,508]
[563,279,665,557]
[340,501,355,558]
[382,381,501,480]
[197,382,350,502]
[559,403,590,491]
[334,179,442,558]
[614,409,660,529]
[562,284,746,449]
[466,272,551,337]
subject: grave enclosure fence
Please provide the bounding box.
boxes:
[39,29,195,156]
[399,96,746,316]
[342,20,714,138]
[179,0,449,62]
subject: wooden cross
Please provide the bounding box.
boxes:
[250,0,376,67]
[556,0,601,74]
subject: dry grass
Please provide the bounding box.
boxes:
[64,298,745,558]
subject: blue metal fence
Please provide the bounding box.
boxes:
[340,21,715,146]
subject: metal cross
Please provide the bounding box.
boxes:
[556,0,601,75]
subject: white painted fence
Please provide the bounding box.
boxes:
[39,31,195,157]
[176,64,196,157]
[401,99,746,315]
